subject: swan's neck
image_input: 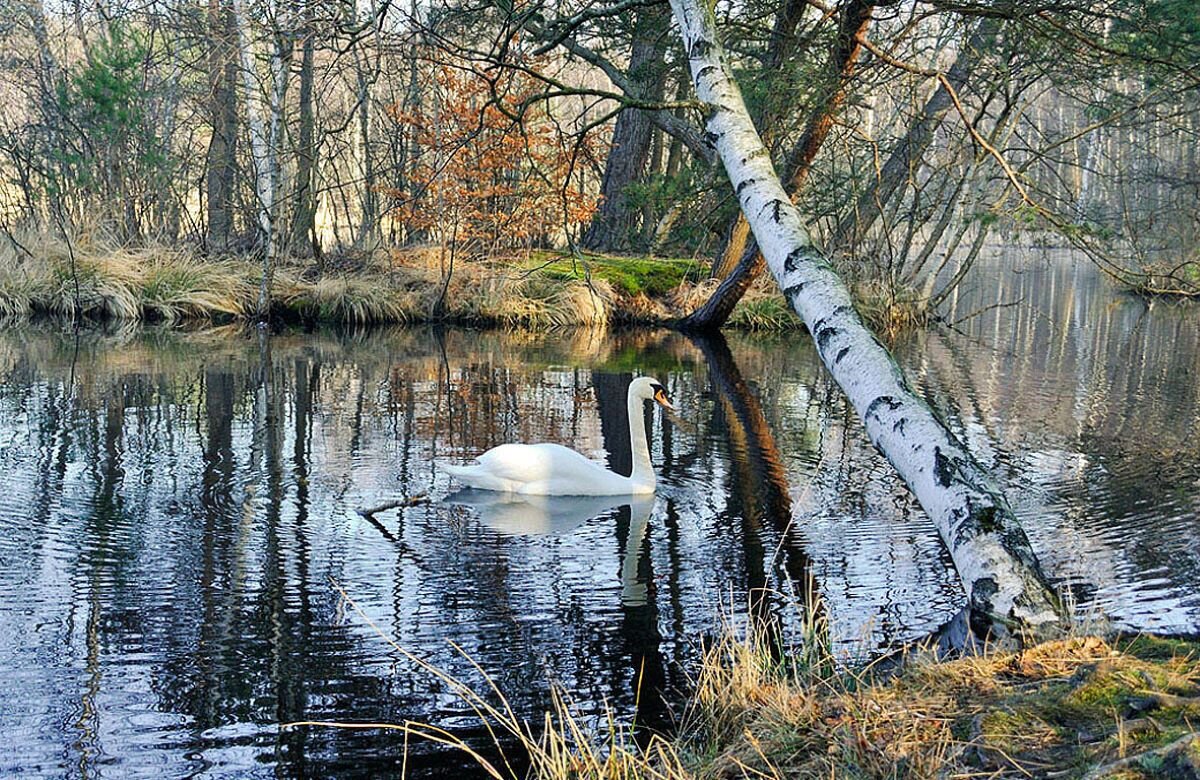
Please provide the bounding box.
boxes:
[627,392,655,489]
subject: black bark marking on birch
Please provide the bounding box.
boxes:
[735,178,756,196]
[696,64,717,82]
[689,38,713,59]
[784,248,808,273]
[956,500,983,547]
[814,304,854,336]
[865,395,901,421]
[755,198,787,223]
[703,131,720,148]
[933,446,957,488]
[948,505,968,545]
[835,346,850,364]
[893,417,906,434]
[974,505,1002,534]
[970,577,1000,629]
[815,325,839,352]
[782,281,807,298]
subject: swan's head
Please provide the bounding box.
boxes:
[630,376,674,411]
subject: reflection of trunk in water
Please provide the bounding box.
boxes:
[920,331,1004,459]
[273,356,316,757]
[74,383,127,776]
[690,333,823,647]
[195,367,238,724]
[593,371,636,477]
[33,381,73,554]
[260,336,296,730]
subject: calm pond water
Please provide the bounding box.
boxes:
[1,249,1198,778]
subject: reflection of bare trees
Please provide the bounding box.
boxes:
[920,253,1200,629]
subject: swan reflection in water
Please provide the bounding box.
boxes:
[443,489,655,606]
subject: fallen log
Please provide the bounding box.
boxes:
[668,0,1068,641]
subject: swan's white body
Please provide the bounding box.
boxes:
[436,377,671,496]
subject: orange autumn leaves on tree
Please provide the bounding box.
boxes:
[388,61,600,254]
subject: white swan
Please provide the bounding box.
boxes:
[435,377,674,495]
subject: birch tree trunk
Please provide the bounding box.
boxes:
[668,0,1066,640]
[233,0,291,320]
[681,0,875,330]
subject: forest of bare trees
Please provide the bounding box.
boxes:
[0,0,1195,325]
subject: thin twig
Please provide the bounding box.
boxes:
[949,297,1025,327]
[1083,732,1199,779]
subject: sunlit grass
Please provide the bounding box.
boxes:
[140,254,251,321]
[0,233,1009,335]
[0,236,682,327]
[281,272,421,324]
[291,579,1200,780]
[850,279,931,338]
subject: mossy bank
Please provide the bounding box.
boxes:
[0,236,805,330]
[433,630,1200,780]
[675,633,1200,779]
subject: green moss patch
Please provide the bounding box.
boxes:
[528,250,706,297]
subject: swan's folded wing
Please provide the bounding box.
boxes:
[475,443,606,483]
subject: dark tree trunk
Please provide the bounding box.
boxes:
[205,0,239,253]
[290,15,317,257]
[581,5,669,252]
[705,0,809,283]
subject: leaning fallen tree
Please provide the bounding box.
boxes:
[667,0,1067,641]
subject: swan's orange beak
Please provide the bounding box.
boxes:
[653,387,675,411]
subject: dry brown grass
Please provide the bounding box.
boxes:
[139,253,252,321]
[851,279,931,338]
[286,580,693,780]
[0,237,629,328]
[680,631,1200,780]
[284,573,1200,780]
[0,234,947,336]
[333,603,1200,780]
[1,233,253,321]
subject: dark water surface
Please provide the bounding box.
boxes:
[1,251,1198,778]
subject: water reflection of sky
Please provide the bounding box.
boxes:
[0,251,1197,777]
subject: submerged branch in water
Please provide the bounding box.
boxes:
[356,494,430,518]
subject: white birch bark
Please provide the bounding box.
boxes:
[668,0,1066,640]
[233,0,289,319]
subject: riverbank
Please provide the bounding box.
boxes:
[0,236,803,330]
[448,629,1200,779]
[671,631,1200,779]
